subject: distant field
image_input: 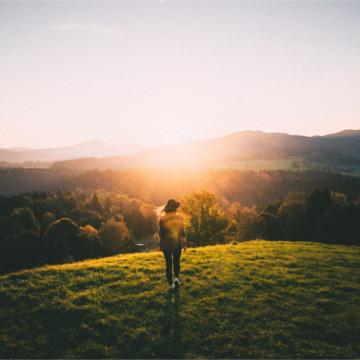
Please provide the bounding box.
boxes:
[0,241,359,358]
[228,158,300,171]
[228,158,360,175]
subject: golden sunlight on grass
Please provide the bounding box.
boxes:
[0,240,359,358]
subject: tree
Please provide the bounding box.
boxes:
[119,199,157,238]
[99,218,136,256]
[0,231,43,273]
[76,225,101,259]
[9,207,40,235]
[307,189,332,221]
[45,218,80,263]
[87,194,103,213]
[12,231,43,269]
[40,211,56,232]
[306,189,332,237]
[71,209,104,228]
[278,192,311,241]
[181,191,233,246]
[229,203,258,241]
[315,203,360,245]
[255,212,283,240]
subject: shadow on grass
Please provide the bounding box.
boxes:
[157,289,186,359]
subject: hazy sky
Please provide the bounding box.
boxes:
[1,1,359,148]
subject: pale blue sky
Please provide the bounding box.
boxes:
[1,1,359,148]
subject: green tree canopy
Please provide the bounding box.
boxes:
[181,191,233,246]
[99,218,136,256]
[9,207,40,235]
[45,218,80,263]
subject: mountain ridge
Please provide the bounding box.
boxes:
[51,130,360,171]
[2,130,360,171]
[0,139,145,164]
[325,129,360,138]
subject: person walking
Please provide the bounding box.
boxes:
[159,199,187,290]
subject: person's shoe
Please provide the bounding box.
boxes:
[168,283,175,290]
[174,277,181,288]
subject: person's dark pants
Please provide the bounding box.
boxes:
[162,245,182,285]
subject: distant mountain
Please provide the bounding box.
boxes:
[52,130,360,172]
[9,147,30,151]
[0,140,145,164]
[325,129,360,138]
[2,130,360,172]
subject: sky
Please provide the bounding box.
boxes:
[0,0,359,148]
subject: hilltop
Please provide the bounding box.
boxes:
[325,129,360,138]
[0,240,359,358]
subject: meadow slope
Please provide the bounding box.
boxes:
[0,240,359,359]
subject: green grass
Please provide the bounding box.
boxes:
[0,240,359,358]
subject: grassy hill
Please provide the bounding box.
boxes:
[0,240,359,358]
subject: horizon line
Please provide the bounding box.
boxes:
[1,128,359,151]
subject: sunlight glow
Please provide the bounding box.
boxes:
[0,2,359,148]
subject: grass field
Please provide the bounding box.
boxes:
[0,240,359,358]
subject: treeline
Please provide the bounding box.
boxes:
[228,189,360,245]
[0,176,360,273]
[58,168,360,206]
[177,189,360,249]
[2,168,360,208]
[0,190,157,274]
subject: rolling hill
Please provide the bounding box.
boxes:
[0,139,144,166]
[0,240,359,358]
[51,130,360,172]
[325,130,360,138]
[1,130,360,172]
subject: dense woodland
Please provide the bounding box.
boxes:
[179,188,360,247]
[0,169,360,274]
[0,191,157,274]
[2,168,360,205]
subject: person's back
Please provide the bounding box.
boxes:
[159,212,185,250]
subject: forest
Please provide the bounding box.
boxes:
[1,168,359,274]
[0,190,157,274]
[2,167,360,204]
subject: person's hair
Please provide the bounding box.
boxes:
[163,199,180,213]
